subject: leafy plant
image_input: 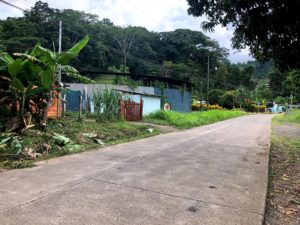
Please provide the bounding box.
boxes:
[235,86,249,109]
[0,36,94,130]
[93,87,120,122]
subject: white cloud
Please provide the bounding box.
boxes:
[0,0,253,62]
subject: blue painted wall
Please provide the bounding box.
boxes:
[66,90,82,112]
[154,88,191,112]
[64,84,191,113]
[65,90,90,112]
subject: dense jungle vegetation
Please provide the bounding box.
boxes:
[0,1,299,106]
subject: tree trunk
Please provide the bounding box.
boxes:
[41,91,53,127]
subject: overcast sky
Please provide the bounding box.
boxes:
[0,0,253,63]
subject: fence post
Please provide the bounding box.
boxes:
[78,95,82,120]
[85,86,89,113]
[63,94,66,116]
[119,100,124,119]
[140,99,143,120]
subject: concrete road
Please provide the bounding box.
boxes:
[0,115,272,225]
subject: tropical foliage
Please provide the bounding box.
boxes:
[186,0,300,70]
[0,36,94,131]
[0,1,267,99]
[93,87,120,122]
[0,1,298,115]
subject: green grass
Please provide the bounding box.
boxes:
[271,110,300,161]
[274,109,300,124]
[143,109,247,129]
[271,135,300,161]
[0,114,160,169]
[265,111,300,224]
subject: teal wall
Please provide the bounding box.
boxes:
[65,84,191,113]
[142,96,161,116]
[154,88,191,112]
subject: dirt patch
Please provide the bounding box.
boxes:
[264,123,300,225]
[273,123,300,138]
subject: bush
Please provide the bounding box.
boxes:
[192,103,223,111]
[208,89,224,105]
[220,91,235,109]
[274,96,289,104]
[246,104,266,112]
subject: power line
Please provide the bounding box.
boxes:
[0,0,25,11]
[10,0,30,9]
[24,0,61,9]
[124,0,161,26]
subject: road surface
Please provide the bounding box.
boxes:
[0,114,272,225]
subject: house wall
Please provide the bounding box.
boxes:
[141,96,161,116]
[154,88,191,112]
[121,94,160,116]
[64,84,191,113]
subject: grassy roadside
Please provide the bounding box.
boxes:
[143,109,247,129]
[0,109,246,170]
[265,110,300,225]
[0,114,160,170]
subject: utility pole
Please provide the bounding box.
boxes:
[207,54,210,104]
[57,21,62,118]
[58,20,62,84]
[200,78,203,102]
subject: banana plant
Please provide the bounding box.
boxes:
[0,36,94,129]
[27,36,94,126]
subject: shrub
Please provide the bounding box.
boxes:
[246,104,266,112]
[93,87,120,122]
[274,96,289,104]
[208,89,224,105]
[192,103,223,111]
[220,91,235,109]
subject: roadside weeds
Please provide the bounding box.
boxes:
[264,111,300,225]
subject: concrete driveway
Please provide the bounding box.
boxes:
[0,114,272,225]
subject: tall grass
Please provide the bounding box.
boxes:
[274,109,300,124]
[144,110,246,128]
[93,87,120,122]
[283,110,300,123]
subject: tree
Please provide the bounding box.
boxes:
[283,70,300,106]
[115,29,135,70]
[254,81,272,102]
[208,89,224,105]
[0,1,261,98]
[220,91,235,109]
[235,86,248,109]
[186,0,300,70]
[268,70,288,97]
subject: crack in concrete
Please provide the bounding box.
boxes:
[92,178,264,217]
[0,178,94,215]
